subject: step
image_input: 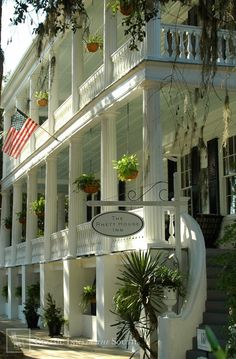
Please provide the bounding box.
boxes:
[203,312,228,325]
[186,349,215,359]
[205,300,227,313]
[207,277,220,290]
[206,266,222,277]
[207,289,227,301]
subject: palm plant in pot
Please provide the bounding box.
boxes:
[42,293,65,337]
[16,210,26,224]
[86,34,103,52]
[74,174,100,194]
[23,282,40,329]
[113,153,139,181]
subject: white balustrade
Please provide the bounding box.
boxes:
[79,65,105,108]
[15,242,26,265]
[31,237,44,263]
[51,229,68,260]
[4,247,12,267]
[54,96,73,132]
[111,39,144,82]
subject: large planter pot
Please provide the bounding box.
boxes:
[163,287,177,314]
[25,312,39,329]
[48,321,63,337]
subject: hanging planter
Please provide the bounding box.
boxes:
[34,91,49,107]
[16,211,26,224]
[113,153,139,182]
[3,217,12,230]
[31,196,45,219]
[74,174,100,194]
[86,35,103,53]
[108,0,134,16]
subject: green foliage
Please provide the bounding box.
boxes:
[15,286,22,298]
[2,217,12,229]
[73,174,100,191]
[80,285,96,312]
[1,285,8,301]
[31,196,45,217]
[87,34,103,45]
[113,153,139,181]
[34,91,48,100]
[205,325,227,359]
[42,293,65,336]
[112,250,185,357]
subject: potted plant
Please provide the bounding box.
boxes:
[3,217,12,230]
[23,282,40,329]
[31,196,45,219]
[16,211,26,224]
[42,293,65,337]
[80,285,96,316]
[74,174,100,194]
[1,285,8,302]
[15,286,22,299]
[86,34,103,53]
[108,0,134,16]
[34,91,49,107]
[113,153,139,181]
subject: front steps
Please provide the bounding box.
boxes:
[186,249,228,359]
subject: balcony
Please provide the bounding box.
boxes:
[2,204,182,267]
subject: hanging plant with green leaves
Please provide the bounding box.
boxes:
[113,153,139,181]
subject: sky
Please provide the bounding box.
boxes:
[2,1,35,75]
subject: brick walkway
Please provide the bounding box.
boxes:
[0,316,138,358]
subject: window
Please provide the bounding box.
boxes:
[223,135,236,214]
[181,153,192,213]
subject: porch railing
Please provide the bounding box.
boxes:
[51,229,68,260]
[15,242,26,266]
[31,237,44,263]
[79,65,105,108]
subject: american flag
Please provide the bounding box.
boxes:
[2,110,39,159]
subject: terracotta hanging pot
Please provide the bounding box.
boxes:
[83,184,100,194]
[19,217,26,224]
[87,43,99,53]
[37,98,48,107]
[125,170,139,181]
[119,0,134,16]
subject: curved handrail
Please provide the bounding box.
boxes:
[158,213,206,359]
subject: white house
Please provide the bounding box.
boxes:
[1,1,235,358]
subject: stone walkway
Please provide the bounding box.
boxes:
[0,316,138,358]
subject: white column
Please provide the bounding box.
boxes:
[104,0,117,86]
[8,267,18,319]
[72,29,84,113]
[57,193,66,231]
[0,191,11,266]
[44,155,58,261]
[2,110,13,177]
[96,255,120,345]
[21,265,34,323]
[63,259,81,336]
[26,168,38,264]
[12,182,22,265]
[68,137,84,257]
[143,85,165,245]
[101,113,118,212]
[144,3,161,58]
[29,75,39,152]
[48,53,59,134]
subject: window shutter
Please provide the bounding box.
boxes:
[207,138,220,214]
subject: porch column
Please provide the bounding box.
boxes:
[72,29,84,113]
[101,112,118,212]
[96,255,120,345]
[44,155,57,261]
[63,259,81,336]
[21,265,34,324]
[68,136,84,257]
[29,75,39,152]
[0,190,11,266]
[26,167,38,264]
[48,52,59,134]
[144,3,161,58]
[12,182,23,265]
[8,267,18,319]
[104,0,117,86]
[57,193,66,231]
[142,84,165,245]
[2,110,13,177]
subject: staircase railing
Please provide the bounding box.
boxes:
[158,213,207,359]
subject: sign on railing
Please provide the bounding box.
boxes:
[91,211,144,237]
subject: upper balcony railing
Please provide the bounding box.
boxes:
[2,204,183,267]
